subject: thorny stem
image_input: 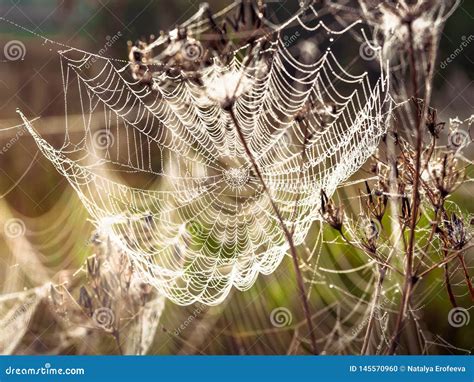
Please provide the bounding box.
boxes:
[228,107,319,355]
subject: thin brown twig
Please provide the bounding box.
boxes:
[290,121,310,236]
[228,107,319,355]
[417,244,474,279]
[457,255,474,301]
[443,249,458,308]
[388,20,424,355]
[339,229,403,276]
[414,206,441,274]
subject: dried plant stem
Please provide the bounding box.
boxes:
[415,206,440,274]
[443,250,458,308]
[458,255,474,300]
[229,108,318,355]
[339,230,401,275]
[417,245,474,279]
[388,21,426,355]
[290,121,310,235]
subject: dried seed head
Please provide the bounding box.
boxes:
[423,153,463,203]
[86,257,101,280]
[358,216,381,253]
[204,69,252,110]
[442,213,471,250]
[79,286,93,317]
[320,190,344,231]
[364,181,388,222]
[50,285,63,308]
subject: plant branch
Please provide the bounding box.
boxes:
[388,20,425,355]
[228,107,319,355]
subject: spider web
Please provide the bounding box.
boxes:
[19,3,392,305]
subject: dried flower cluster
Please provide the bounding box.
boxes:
[49,232,165,354]
[321,104,473,354]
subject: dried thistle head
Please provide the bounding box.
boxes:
[128,39,157,87]
[364,179,388,223]
[203,68,252,110]
[359,0,459,60]
[49,230,158,345]
[439,213,472,251]
[428,154,463,201]
[320,190,344,232]
[425,105,445,138]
